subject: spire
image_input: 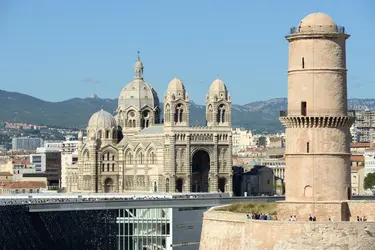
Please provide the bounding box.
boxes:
[134,51,144,79]
[217,74,220,80]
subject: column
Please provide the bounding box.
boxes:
[185,134,191,192]
[210,133,218,192]
[169,134,176,192]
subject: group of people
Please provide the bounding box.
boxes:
[247,213,272,220]
[288,215,298,221]
[308,215,317,221]
[357,216,367,221]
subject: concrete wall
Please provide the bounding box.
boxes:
[200,210,375,250]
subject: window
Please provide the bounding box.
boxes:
[302,57,305,69]
[307,142,310,153]
[301,101,307,116]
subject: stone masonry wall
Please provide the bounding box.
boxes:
[200,210,375,250]
[347,200,375,221]
[276,201,346,221]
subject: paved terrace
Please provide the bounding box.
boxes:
[24,195,375,212]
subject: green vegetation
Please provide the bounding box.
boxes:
[215,202,277,215]
[364,172,375,190]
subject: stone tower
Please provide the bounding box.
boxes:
[163,76,190,127]
[280,13,355,202]
[206,76,232,127]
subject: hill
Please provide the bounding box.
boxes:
[1,90,373,133]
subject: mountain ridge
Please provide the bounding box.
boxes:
[1,89,373,133]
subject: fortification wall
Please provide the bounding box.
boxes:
[200,210,375,250]
[276,200,375,222]
[347,200,375,221]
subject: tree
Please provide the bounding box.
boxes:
[364,173,375,192]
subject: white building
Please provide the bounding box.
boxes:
[231,128,254,153]
[364,147,375,176]
[36,142,63,153]
[115,192,229,249]
[29,154,47,173]
[12,137,43,151]
[61,138,79,191]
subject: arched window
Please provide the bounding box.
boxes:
[165,104,170,122]
[174,104,184,123]
[127,152,133,164]
[207,104,213,122]
[150,152,156,164]
[165,178,170,192]
[217,104,226,123]
[112,163,115,171]
[106,130,110,138]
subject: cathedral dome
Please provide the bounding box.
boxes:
[167,77,185,92]
[298,12,338,33]
[88,108,117,129]
[118,79,159,110]
[209,77,227,92]
[118,55,160,111]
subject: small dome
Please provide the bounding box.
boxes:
[209,78,227,92]
[135,59,143,68]
[167,77,185,92]
[88,108,117,129]
[298,12,338,33]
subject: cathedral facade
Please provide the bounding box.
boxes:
[74,56,233,193]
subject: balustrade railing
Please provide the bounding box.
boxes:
[289,25,346,34]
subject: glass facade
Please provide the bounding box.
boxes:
[117,208,171,250]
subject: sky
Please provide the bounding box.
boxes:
[0,0,374,105]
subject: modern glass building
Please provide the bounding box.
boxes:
[116,206,209,250]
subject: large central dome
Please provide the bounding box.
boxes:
[118,56,160,111]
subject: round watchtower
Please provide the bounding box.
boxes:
[280,13,355,202]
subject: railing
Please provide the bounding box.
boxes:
[289,25,346,35]
[280,110,356,117]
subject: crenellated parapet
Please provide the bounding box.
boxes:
[280,116,355,128]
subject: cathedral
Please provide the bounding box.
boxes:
[74,55,233,194]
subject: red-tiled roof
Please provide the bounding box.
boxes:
[12,159,31,165]
[0,172,13,177]
[351,143,370,148]
[351,155,364,162]
[0,181,46,189]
